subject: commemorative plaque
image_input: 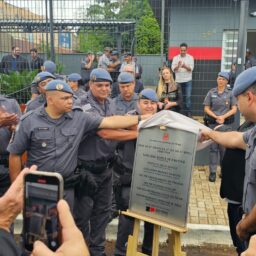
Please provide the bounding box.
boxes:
[129,125,198,228]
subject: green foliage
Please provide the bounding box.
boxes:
[0,70,37,95]
[135,15,161,54]
[77,0,161,54]
[78,31,114,53]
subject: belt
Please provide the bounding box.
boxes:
[80,157,115,174]
[113,160,132,176]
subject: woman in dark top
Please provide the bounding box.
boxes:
[156,67,183,113]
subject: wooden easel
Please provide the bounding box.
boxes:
[123,210,187,256]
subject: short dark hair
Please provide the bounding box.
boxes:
[12,46,16,51]
[180,42,188,48]
[30,48,37,53]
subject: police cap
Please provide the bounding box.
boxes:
[123,52,132,57]
[67,73,82,82]
[218,71,229,81]
[43,60,56,74]
[33,71,56,85]
[45,80,73,95]
[118,72,135,84]
[111,50,119,56]
[233,66,256,97]
[139,89,158,102]
[90,68,113,83]
[96,51,103,56]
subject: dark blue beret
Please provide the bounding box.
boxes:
[68,73,82,82]
[139,89,158,102]
[118,72,135,84]
[90,68,112,83]
[43,60,56,74]
[233,66,256,97]
[123,52,132,57]
[218,72,229,81]
[45,80,73,95]
[34,72,55,85]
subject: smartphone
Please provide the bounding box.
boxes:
[23,171,64,252]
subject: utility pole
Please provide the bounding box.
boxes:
[160,0,165,65]
[236,0,249,75]
[234,0,249,128]
[49,0,55,62]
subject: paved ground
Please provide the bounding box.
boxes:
[189,165,228,226]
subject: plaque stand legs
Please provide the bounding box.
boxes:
[123,210,187,256]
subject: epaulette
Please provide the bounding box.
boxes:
[20,110,34,121]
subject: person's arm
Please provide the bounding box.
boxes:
[204,105,218,119]
[9,154,23,182]
[31,200,90,256]
[241,235,256,256]
[182,56,194,72]
[0,165,37,232]
[0,112,18,127]
[237,206,256,241]
[97,129,138,141]
[98,114,150,129]
[216,105,237,124]
[200,129,246,150]
[171,57,180,72]
[108,60,121,69]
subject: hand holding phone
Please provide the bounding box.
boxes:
[0,165,37,232]
[23,171,64,252]
[31,200,90,256]
[0,107,18,127]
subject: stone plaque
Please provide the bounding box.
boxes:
[129,126,198,228]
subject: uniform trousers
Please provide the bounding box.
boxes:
[209,124,231,174]
[114,186,153,256]
[74,167,112,256]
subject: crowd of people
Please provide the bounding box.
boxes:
[1,42,256,256]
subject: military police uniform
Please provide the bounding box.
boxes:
[114,72,139,115]
[203,72,237,181]
[0,95,21,196]
[74,68,117,256]
[67,73,87,99]
[114,89,157,256]
[8,80,103,209]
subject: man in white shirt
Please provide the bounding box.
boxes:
[171,43,194,117]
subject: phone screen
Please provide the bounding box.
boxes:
[23,174,62,252]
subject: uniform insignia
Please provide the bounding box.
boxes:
[82,104,92,112]
[56,84,64,90]
[42,142,47,147]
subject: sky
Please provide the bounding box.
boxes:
[4,0,93,19]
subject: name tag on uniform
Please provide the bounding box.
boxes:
[38,127,49,130]
[211,95,217,98]
[82,104,92,112]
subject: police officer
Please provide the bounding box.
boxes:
[200,66,256,243]
[8,79,148,210]
[0,95,21,197]
[26,71,56,112]
[203,72,237,182]
[114,72,139,115]
[114,89,158,256]
[67,73,86,99]
[75,68,140,256]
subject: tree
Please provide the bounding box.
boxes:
[135,15,161,54]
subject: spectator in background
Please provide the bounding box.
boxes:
[67,73,86,99]
[132,56,143,80]
[95,51,103,67]
[171,42,194,117]
[229,62,237,89]
[245,48,256,70]
[108,50,121,83]
[80,51,95,86]
[156,66,183,113]
[0,46,29,74]
[30,48,44,73]
[203,72,237,182]
[111,64,144,98]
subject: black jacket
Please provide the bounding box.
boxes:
[220,121,254,202]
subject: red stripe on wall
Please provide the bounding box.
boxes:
[168,47,222,60]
